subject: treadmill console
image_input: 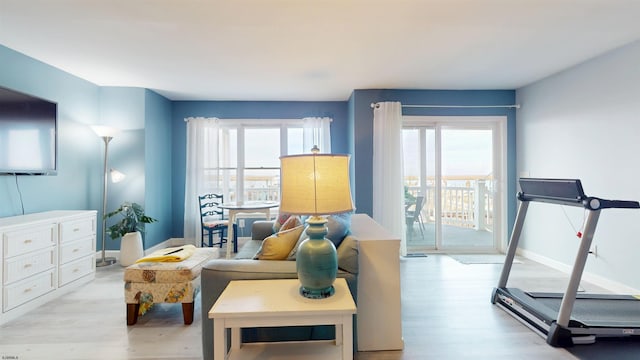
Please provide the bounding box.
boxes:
[518,178,639,209]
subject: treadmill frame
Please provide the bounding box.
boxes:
[492,178,640,347]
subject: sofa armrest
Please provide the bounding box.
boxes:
[251,220,275,240]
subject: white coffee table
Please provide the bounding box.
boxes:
[208,278,356,360]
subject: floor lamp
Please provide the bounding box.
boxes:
[92,126,120,267]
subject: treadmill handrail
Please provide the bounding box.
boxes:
[518,193,640,210]
[596,198,640,209]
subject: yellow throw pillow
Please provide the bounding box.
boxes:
[254,225,305,260]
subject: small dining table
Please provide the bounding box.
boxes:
[218,201,279,259]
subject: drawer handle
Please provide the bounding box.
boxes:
[24,263,33,269]
[73,268,79,273]
[24,239,33,244]
[24,287,33,293]
[73,248,79,252]
[73,228,80,232]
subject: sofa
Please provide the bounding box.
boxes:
[200,214,403,359]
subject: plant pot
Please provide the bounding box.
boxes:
[120,231,144,267]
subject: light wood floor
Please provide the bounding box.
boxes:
[0,253,590,359]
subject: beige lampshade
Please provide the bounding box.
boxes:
[280,153,354,215]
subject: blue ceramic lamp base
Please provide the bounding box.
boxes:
[296,216,338,299]
[300,285,335,299]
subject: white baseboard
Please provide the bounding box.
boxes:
[517,249,640,294]
[95,238,190,260]
[95,249,120,261]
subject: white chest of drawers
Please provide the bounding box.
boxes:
[0,210,97,324]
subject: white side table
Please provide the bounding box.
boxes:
[208,278,356,360]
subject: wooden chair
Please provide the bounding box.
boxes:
[198,194,237,252]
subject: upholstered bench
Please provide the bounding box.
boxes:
[123,247,215,325]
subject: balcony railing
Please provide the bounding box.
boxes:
[207,174,494,233]
[246,187,280,202]
[406,177,494,232]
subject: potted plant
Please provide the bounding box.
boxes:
[404,186,416,203]
[106,202,157,266]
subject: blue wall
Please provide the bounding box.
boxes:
[1,44,517,246]
[0,45,173,251]
[98,87,146,230]
[169,91,517,238]
[170,101,349,236]
[348,89,517,228]
[93,87,174,250]
[0,45,102,218]
[144,90,173,248]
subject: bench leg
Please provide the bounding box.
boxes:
[182,302,194,325]
[127,303,139,325]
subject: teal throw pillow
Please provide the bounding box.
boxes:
[326,212,352,248]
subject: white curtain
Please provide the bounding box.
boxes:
[303,117,332,153]
[184,117,220,246]
[372,102,406,255]
[184,117,332,245]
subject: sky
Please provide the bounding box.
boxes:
[402,128,493,178]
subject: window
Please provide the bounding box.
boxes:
[242,127,281,202]
[198,119,331,204]
[184,116,332,241]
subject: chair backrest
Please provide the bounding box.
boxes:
[409,195,425,221]
[198,194,225,224]
[415,195,424,212]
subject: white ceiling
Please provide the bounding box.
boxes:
[1,0,640,101]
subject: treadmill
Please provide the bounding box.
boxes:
[492,178,640,347]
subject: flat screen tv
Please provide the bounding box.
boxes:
[0,86,57,175]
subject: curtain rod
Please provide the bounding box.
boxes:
[184,117,334,122]
[370,103,520,109]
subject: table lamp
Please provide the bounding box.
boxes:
[279,147,354,298]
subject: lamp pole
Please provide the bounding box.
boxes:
[96,135,117,267]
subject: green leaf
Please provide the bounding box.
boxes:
[104,202,158,240]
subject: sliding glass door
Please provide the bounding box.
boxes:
[403,127,436,251]
[403,116,506,253]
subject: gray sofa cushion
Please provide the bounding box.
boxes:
[251,220,277,241]
[234,238,262,259]
[337,234,358,274]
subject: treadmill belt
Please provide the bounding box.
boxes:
[529,293,640,327]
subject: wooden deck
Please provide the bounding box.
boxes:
[407,222,494,253]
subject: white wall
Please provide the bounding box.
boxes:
[515,40,640,291]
